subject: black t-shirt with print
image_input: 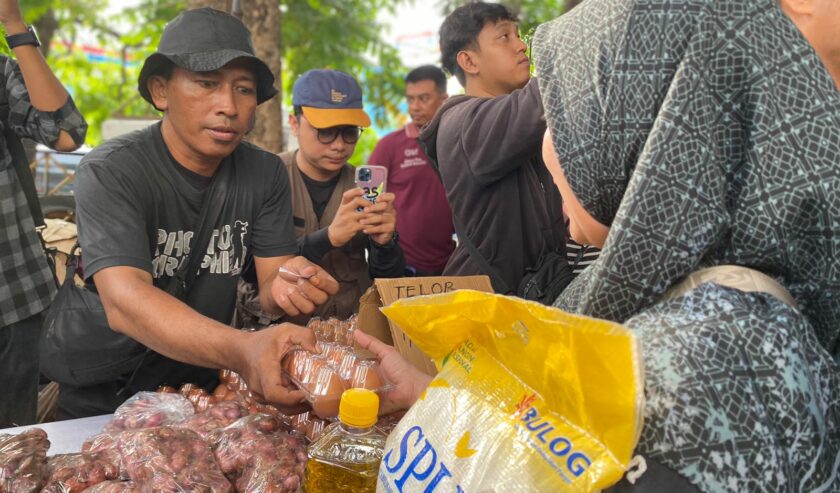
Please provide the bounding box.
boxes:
[75,122,296,391]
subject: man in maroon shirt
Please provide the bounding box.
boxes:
[369,65,454,276]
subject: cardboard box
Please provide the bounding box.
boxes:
[357,276,493,375]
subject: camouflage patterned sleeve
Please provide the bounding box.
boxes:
[2,55,87,149]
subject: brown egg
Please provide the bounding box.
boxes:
[302,356,329,388]
[196,395,216,412]
[320,343,338,364]
[236,379,250,393]
[281,351,295,374]
[291,412,309,434]
[351,360,383,391]
[213,384,229,399]
[312,395,341,419]
[329,346,352,367]
[311,367,345,419]
[219,369,233,383]
[307,419,326,442]
[227,372,242,387]
[187,389,206,406]
[179,383,198,397]
[312,367,344,396]
[285,350,310,381]
[337,352,358,385]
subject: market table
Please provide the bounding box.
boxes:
[1,414,112,455]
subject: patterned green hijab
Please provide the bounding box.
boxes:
[535,0,840,350]
[534,1,840,490]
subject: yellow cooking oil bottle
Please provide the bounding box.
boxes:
[304,388,387,492]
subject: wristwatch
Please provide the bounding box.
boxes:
[5,25,40,49]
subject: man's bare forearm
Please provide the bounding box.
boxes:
[95,267,247,372]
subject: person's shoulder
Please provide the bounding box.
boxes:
[377,128,405,144]
[439,96,483,130]
[233,141,287,187]
[277,149,296,169]
[234,140,283,167]
[79,125,158,171]
[371,128,405,157]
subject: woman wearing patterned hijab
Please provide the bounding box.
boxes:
[534,0,840,490]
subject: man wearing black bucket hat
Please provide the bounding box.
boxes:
[61,7,339,418]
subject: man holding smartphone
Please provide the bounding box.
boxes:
[235,69,405,327]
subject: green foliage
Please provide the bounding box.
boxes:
[33,0,182,143]
[350,126,381,166]
[21,0,409,147]
[8,0,570,147]
[0,0,54,51]
[438,0,567,41]
[280,0,407,128]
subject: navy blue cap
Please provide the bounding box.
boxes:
[292,69,371,128]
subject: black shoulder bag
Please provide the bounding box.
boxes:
[452,214,575,305]
[39,161,230,387]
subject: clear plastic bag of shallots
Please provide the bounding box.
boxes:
[41,453,120,493]
[104,392,194,432]
[118,426,231,492]
[0,428,50,493]
[212,414,306,493]
[177,401,248,441]
[79,479,138,492]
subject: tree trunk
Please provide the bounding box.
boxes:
[186,0,283,153]
[242,0,283,152]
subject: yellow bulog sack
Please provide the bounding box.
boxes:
[376,290,644,493]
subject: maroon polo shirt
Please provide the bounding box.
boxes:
[369,123,455,273]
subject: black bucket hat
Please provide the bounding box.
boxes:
[138,7,277,109]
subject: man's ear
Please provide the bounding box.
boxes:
[456,50,480,78]
[779,0,815,17]
[147,76,169,111]
[288,114,300,137]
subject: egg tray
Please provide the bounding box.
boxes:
[156,372,286,420]
[306,315,357,347]
[281,346,393,420]
[289,412,329,443]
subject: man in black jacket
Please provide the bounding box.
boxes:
[420,2,566,297]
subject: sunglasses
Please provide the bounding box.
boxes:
[315,125,363,145]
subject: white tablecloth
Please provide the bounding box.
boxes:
[1,414,112,455]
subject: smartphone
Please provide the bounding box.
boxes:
[355,165,387,209]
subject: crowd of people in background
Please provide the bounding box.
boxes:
[1,0,839,491]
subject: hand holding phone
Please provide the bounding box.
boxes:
[355,165,387,210]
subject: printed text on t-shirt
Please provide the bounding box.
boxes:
[152,221,249,278]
